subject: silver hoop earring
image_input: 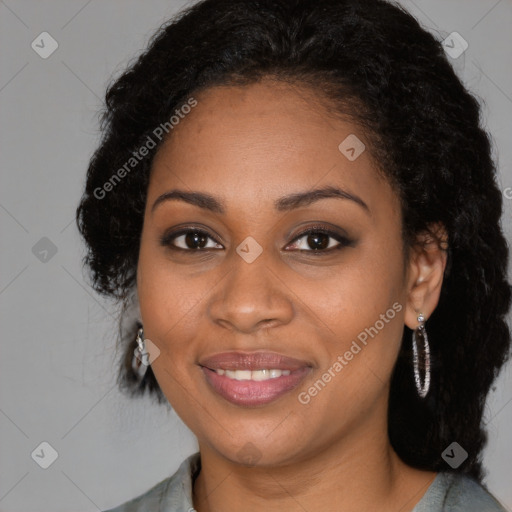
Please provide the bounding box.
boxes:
[132,327,149,379]
[412,314,430,398]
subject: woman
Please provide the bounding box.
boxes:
[76,0,511,510]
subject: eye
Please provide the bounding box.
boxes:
[160,228,223,251]
[160,224,354,254]
[286,225,353,253]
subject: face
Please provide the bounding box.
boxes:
[137,79,409,466]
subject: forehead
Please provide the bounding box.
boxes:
[148,80,396,217]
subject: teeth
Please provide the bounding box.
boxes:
[215,369,291,381]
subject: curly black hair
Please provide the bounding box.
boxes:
[76,0,511,482]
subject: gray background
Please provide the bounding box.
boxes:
[0,0,511,510]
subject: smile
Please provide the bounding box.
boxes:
[213,368,291,380]
[199,351,313,407]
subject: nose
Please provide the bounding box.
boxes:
[207,249,295,335]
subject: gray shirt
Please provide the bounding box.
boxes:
[104,452,507,511]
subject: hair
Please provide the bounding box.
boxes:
[76,0,511,482]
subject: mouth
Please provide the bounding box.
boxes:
[199,351,313,407]
[209,368,292,380]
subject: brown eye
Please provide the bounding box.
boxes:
[286,226,354,253]
[160,228,223,251]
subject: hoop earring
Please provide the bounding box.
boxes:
[132,327,148,379]
[412,313,430,398]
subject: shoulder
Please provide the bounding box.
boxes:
[414,471,507,512]
[102,452,200,512]
[444,473,507,512]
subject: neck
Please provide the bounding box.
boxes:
[192,402,436,512]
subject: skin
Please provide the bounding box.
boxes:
[136,78,448,512]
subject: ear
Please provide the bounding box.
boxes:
[404,222,448,329]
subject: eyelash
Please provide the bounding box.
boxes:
[160,224,353,255]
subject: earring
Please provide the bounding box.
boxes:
[412,313,430,398]
[132,327,149,379]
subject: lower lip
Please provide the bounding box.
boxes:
[201,366,311,407]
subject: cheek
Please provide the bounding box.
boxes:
[137,250,201,345]
[136,237,224,376]
[136,248,202,411]
[304,244,404,339]
[303,237,406,395]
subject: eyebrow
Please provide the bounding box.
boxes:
[151,185,370,215]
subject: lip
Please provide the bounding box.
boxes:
[199,351,312,407]
[199,351,311,371]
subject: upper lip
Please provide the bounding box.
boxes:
[199,351,312,371]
